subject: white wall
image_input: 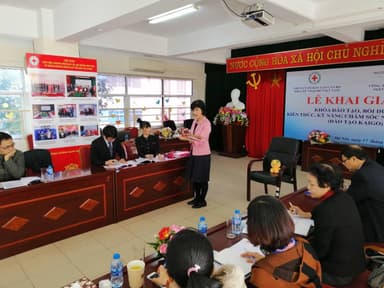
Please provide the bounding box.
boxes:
[79,46,206,103]
[0,38,206,151]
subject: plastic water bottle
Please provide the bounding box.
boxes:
[46,165,54,182]
[110,253,123,288]
[231,209,242,236]
[198,216,208,236]
[124,133,129,141]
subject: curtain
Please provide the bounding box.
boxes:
[245,70,286,158]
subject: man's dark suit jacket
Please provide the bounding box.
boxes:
[90,136,124,166]
[347,159,384,242]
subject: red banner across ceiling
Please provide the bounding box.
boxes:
[226,38,384,73]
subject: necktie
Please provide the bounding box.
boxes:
[108,142,113,157]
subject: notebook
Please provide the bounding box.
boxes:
[241,215,314,237]
[214,238,263,277]
[0,176,41,189]
[290,214,314,236]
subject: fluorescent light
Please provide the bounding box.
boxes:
[148,4,198,24]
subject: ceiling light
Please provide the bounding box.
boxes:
[148,4,199,24]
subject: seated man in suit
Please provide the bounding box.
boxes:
[341,145,384,242]
[91,125,125,166]
[0,132,25,181]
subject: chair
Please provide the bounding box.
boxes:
[24,149,52,176]
[321,243,384,288]
[121,139,138,160]
[246,137,300,200]
[26,134,34,150]
[183,119,194,130]
[124,127,138,138]
[79,145,91,169]
[163,120,176,131]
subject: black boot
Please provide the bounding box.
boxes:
[192,184,202,208]
[192,183,206,209]
[200,182,208,207]
[188,183,200,205]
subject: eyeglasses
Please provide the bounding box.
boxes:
[0,142,15,150]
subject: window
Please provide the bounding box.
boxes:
[163,79,192,126]
[97,75,126,129]
[0,68,25,138]
[98,74,192,128]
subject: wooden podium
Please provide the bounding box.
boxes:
[219,124,247,158]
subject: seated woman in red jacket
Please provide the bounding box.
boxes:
[243,195,322,288]
[290,163,366,286]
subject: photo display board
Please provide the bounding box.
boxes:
[26,53,99,148]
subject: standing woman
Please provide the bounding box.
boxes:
[179,100,211,209]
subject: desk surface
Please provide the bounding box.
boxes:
[92,190,313,287]
[92,189,384,288]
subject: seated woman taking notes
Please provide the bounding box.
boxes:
[151,229,245,288]
[290,163,366,287]
[243,195,322,288]
[135,119,160,159]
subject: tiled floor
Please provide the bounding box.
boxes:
[0,153,309,288]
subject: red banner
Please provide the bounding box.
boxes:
[26,53,97,72]
[227,38,384,73]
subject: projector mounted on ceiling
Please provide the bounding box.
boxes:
[241,3,275,27]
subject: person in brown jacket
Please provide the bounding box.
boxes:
[242,195,322,288]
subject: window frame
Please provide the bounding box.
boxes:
[97,74,192,129]
[0,67,26,139]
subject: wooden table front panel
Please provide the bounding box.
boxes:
[0,170,115,259]
[301,141,377,178]
[159,139,190,153]
[115,158,191,221]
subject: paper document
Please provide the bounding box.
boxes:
[290,214,314,236]
[0,176,41,189]
[214,238,263,277]
[241,216,314,237]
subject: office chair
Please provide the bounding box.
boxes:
[163,120,177,131]
[246,137,300,200]
[24,149,53,176]
[183,119,194,130]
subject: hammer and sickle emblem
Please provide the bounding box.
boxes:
[246,73,261,90]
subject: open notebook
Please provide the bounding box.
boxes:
[214,238,263,277]
[241,215,314,237]
[0,176,41,189]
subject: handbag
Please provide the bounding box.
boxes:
[367,254,384,288]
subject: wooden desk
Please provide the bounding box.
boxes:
[159,138,190,154]
[0,169,115,259]
[93,221,244,288]
[0,158,191,259]
[93,189,383,288]
[301,141,377,178]
[115,158,191,221]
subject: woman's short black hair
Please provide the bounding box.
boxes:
[166,229,222,288]
[309,163,343,193]
[247,195,294,253]
[137,118,151,129]
[190,100,206,116]
[102,125,118,138]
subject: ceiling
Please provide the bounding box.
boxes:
[0,0,383,63]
